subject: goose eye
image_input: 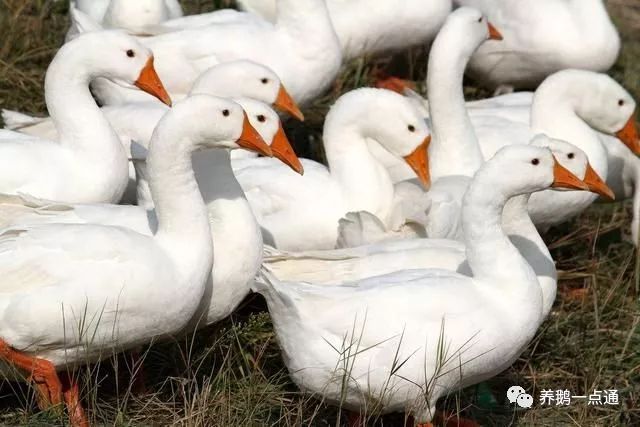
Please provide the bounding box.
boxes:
[257,114,266,122]
[222,109,230,117]
[477,17,483,23]
[618,99,625,107]
[261,78,269,84]
[531,158,540,165]
[567,153,575,159]
[126,49,135,58]
[408,125,416,132]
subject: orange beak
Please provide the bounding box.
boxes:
[403,135,431,188]
[135,56,172,106]
[615,112,640,155]
[487,22,503,41]
[582,162,615,200]
[271,123,304,175]
[551,159,589,191]
[274,85,304,121]
[237,112,272,157]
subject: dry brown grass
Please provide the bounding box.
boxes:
[0,0,639,426]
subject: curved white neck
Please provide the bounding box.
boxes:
[462,171,542,312]
[44,44,124,160]
[323,122,395,222]
[427,23,484,181]
[502,195,556,318]
[146,115,212,255]
[531,84,608,177]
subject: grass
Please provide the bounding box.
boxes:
[0,0,639,425]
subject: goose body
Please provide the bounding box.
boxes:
[254,144,595,423]
[454,0,620,91]
[235,88,431,251]
[0,31,170,204]
[90,0,342,106]
[235,0,453,60]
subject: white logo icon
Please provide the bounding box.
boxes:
[517,393,534,408]
[507,385,526,403]
[507,385,533,408]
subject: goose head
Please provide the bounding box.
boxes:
[103,0,171,29]
[432,7,503,63]
[171,95,272,157]
[70,31,171,105]
[548,70,640,154]
[234,97,303,174]
[189,61,304,121]
[327,88,431,187]
[530,134,614,199]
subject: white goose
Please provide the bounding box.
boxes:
[0,31,170,204]
[90,0,342,106]
[235,88,431,251]
[253,144,596,425]
[453,0,620,92]
[0,95,268,427]
[263,136,613,321]
[194,0,454,61]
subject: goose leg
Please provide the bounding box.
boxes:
[61,373,89,427]
[0,338,62,409]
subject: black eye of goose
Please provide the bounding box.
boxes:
[477,17,483,23]
[619,99,625,107]
[568,153,575,159]
[531,158,540,165]
[261,78,269,84]
[257,114,266,122]
[408,125,416,132]
[126,49,135,58]
[222,109,230,117]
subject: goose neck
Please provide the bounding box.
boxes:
[427,25,484,181]
[462,172,541,311]
[146,116,211,246]
[44,44,122,154]
[502,195,556,318]
[323,121,394,220]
